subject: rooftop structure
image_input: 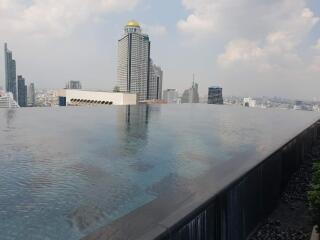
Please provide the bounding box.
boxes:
[0,91,19,108]
[58,89,137,106]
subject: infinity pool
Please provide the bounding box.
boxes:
[0,105,318,240]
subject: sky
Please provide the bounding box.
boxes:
[0,0,320,100]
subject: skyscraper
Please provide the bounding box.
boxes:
[4,43,17,100]
[148,59,163,100]
[28,83,36,107]
[17,75,27,107]
[66,80,82,89]
[208,87,223,104]
[181,82,199,103]
[117,21,151,102]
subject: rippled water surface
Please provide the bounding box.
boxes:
[0,105,318,240]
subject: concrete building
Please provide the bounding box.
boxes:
[181,82,199,103]
[28,83,36,107]
[17,75,27,107]
[117,21,151,102]
[66,81,82,89]
[149,59,163,100]
[208,87,223,104]
[0,91,19,108]
[243,97,257,107]
[58,90,137,106]
[4,43,17,100]
[163,89,179,104]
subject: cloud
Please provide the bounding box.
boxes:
[0,0,140,38]
[310,56,320,72]
[315,39,320,50]
[142,24,168,37]
[179,0,319,73]
[178,0,319,41]
[218,39,263,67]
[178,0,320,98]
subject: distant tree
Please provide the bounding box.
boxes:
[113,86,120,92]
[309,160,320,232]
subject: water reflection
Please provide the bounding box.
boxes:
[115,105,152,157]
[5,109,16,127]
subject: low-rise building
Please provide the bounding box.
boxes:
[58,89,137,106]
[243,97,256,107]
[0,91,19,108]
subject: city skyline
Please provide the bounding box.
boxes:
[0,0,320,100]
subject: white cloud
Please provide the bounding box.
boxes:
[178,0,320,98]
[0,0,140,38]
[142,24,168,37]
[177,14,215,36]
[179,1,319,73]
[315,39,320,50]
[310,56,320,72]
[178,0,319,41]
[218,39,263,66]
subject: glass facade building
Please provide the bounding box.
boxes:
[148,59,163,100]
[17,75,28,107]
[208,86,223,104]
[4,43,17,100]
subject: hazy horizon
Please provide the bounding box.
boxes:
[1,0,320,100]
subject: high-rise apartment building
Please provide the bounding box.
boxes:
[17,75,27,107]
[208,87,223,104]
[149,59,163,100]
[4,43,17,100]
[181,82,199,103]
[163,89,179,104]
[66,81,82,89]
[28,83,36,107]
[117,21,151,102]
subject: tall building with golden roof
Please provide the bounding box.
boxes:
[117,21,151,102]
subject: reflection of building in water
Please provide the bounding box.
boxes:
[116,105,161,157]
[124,105,150,138]
[5,109,16,127]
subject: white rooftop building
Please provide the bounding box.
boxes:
[58,89,137,106]
[243,97,257,108]
[0,91,20,108]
